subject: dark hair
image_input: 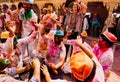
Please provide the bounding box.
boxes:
[101,34,113,47]
[1,39,7,43]
[3,3,8,8]
[18,2,23,9]
[65,0,74,7]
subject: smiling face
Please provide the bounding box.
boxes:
[73,4,77,11]
[23,2,32,12]
[98,36,107,49]
[47,5,53,14]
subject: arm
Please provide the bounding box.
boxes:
[76,38,93,58]
[16,64,31,74]
[76,38,103,66]
[79,2,87,14]
[41,64,51,82]
[30,58,41,81]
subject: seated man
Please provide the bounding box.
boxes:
[45,30,66,79]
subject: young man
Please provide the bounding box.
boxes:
[93,30,117,80]
[45,30,66,79]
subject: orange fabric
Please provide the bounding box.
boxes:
[70,51,93,81]
[103,30,117,42]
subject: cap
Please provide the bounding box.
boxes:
[103,30,117,42]
[0,58,10,70]
[0,51,10,70]
[70,51,93,81]
[25,0,34,4]
[55,30,64,36]
[2,3,8,7]
[0,31,10,39]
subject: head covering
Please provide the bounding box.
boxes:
[70,51,93,81]
[0,31,10,39]
[103,30,117,43]
[0,51,10,70]
[25,0,34,4]
[0,58,10,70]
[2,3,8,7]
[55,30,64,36]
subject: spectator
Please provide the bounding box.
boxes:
[12,2,23,38]
[90,13,100,37]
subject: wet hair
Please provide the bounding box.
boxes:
[65,0,74,7]
[100,34,113,47]
[1,39,7,43]
[18,2,23,9]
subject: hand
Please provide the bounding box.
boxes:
[25,63,31,71]
[41,64,49,75]
[76,38,82,46]
[29,21,38,31]
[30,58,40,69]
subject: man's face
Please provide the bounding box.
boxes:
[3,6,8,12]
[98,37,106,48]
[23,2,31,12]
[54,35,63,45]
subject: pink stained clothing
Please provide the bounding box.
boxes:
[33,24,50,59]
[92,60,105,82]
[21,10,38,38]
[65,39,92,54]
[64,11,84,33]
[93,45,114,75]
[16,31,37,67]
[0,17,3,33]
[46,42,66,65]
[12,10,22,36]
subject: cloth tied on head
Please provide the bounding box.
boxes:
[103,30,117,42]
[70,51,93,81]
[25,0,34,4]
[0,31,10,39]
[2,3,8,7]
[55,30,64,36]
[0,51,10,70]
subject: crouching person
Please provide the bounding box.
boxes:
[0,56,41,82]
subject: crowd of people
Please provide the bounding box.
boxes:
[0,0,118,82]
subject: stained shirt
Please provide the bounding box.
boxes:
[93,45,114,75]
[46,42,66,65]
